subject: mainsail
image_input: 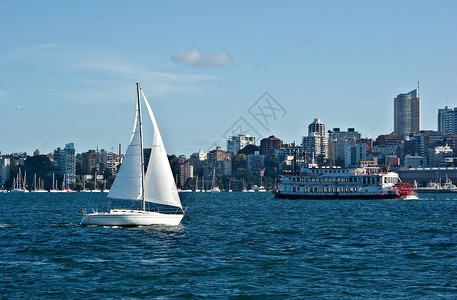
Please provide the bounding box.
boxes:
[107,100,143,201]
[142,91,182,209]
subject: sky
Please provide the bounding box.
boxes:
[1,0,457,157]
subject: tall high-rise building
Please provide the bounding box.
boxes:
[437,106,457,136]
[394,84,421,136]
[54,143,76,185]
[302,118,328,161]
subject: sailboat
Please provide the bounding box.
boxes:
[81,83,185,226]
[49,173,60,193]
[80,178,91,192]
[91,172,102,192]
[31,174,47,192]
[194,175,201,192]
[210,167,220,192]
[11,169,28,193]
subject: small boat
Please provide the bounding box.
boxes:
[251,185,267,192]
[415,177,457,193]
[81,83,185,226]
[210,187,221,193]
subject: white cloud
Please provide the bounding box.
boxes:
[171,49,235,68]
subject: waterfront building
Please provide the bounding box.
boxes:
[54,143,76,185]
[398,167,457,185]
[438,106,457,135]
[344,143,367,167]
[259,135,284,155]
[375,134,404,146]
[443,135,457,156]
[0,157,10,186]
[275,144,303,170]
[428,145,453,167]
[372,145,399,157]
[328,128,361,165]
[81,150,100,175]
[227,134,256,155]
[394,85,421,136]
[404,155,426,168]
[179,160,193,187]
[215,160,232,177]
[359,158,378,168]
[302,118,328,162]
[189,150,207,175]
[208,146,231,161]
[100,149,119,178]
[203,147,232,177]
[414,130,444,157]
[247,151,266,170]
[387,156,401,168]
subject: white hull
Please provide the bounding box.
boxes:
[10,189,28,193]
[80,209,184,226]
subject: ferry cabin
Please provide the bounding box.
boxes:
[276,165,401,199]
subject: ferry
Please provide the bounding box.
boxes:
[274,162,414,199]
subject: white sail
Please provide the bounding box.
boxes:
[142,91,182,209]
[107,100,143,201]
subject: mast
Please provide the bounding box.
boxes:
[137,83,146,211]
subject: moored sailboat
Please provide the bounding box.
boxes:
[11,169,28,193]
[80,83,185,226]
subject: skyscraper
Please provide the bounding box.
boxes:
[54,143,76,185]
[437,106,457,135]
[302,118,328,161]
[394,84,421,136]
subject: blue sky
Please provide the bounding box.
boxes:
[1,0,457,156]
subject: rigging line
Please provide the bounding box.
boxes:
[110,85,137,152]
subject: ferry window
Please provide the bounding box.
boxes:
[319,188,322,192]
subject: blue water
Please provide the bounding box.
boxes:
[1,192,457,299]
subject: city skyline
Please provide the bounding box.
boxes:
[2,1,457,156]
